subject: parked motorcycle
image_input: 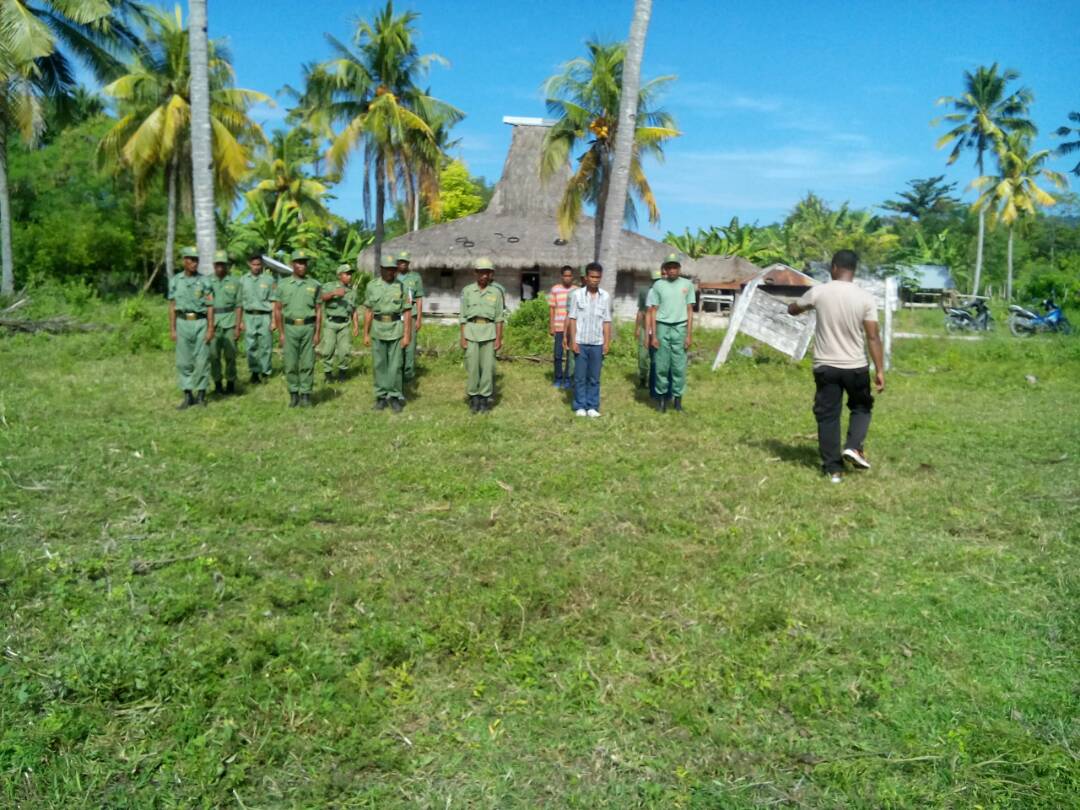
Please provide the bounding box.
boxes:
[944,298,993,332]
[1008,299,1073,337]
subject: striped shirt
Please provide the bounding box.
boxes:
[548,283,573,332]
[567,286,612,346]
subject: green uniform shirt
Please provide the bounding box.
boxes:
[364,277,408,340]
[323,284,357,319]
[241,272,277,312]
[647,277,696,323]
[278,275,322,323]
[168,272,213,313]
[208,274,241,329]
[398,270,424,316]
[459,282,506,342]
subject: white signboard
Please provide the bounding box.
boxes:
[712,275,815,368]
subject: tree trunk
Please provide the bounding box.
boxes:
[373,152,385,275]
[0,126,15,296]
[972,205,985,296]
[596,0,653,298]
[593,168,608,263]
[163,154,179,281]
[188,0,216,275]
[413,178,420,232]
[1006,226,1014,301]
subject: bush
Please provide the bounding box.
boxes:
[505,296,551,356]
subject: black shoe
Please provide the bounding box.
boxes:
[250,372,260,385]
[658,397,668,413]
[483,397,495,412]
[195,390,207,407]
[469,395,480,413]
[289,392,299,408]
[324,373,334,384]
[673,397,683,412]
[337,369,346,382]
[300,393,312,407]
[390,398,404,414]
[226,380,236,395]
[176,390,194,410]
[374,397,388,411]
[214,380,225,395]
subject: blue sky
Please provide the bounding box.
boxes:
[198,0,1079,235]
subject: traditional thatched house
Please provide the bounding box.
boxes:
[684,255,763,311]
[358,117,673,318]
[757,263,816,301]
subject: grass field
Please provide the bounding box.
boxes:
[1,300,1078,807]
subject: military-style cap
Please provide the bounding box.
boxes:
[336,264,352,275]
[474,257,494,271]
[396,251,411,262]
[290,249,313,262]
[213,250,229,264]
[662,252,682,267]
[651,269,663,280]
[379,255,398,269]
[179,246,198,259]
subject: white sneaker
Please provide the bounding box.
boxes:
[575,408,587,417]
[842,448,871,469]
[829,472,844,484]
[586,409,600,418]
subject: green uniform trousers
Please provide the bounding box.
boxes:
[209,329,237,383]
[637,328,651,385]
[654,321,688,398]
[320,321,352,374]
[403,333,418,382]
[372,338,404,400]
[465,339,496,397]
[283,323,316,394]
[175,318,210,392]
[244,312,273,376]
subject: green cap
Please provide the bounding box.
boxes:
[651,269,663,280]
[179,246,198,259]
[337,263,352,275]
[213,250,229,264]
[474,257,494,271]
[379,255,398,269]
[396,251,411,263]
[662,252,682,267]
[290,249,313,262]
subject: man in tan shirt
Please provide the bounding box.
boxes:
[789,250,885,481]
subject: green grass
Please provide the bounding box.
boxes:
[1,300,1078,807]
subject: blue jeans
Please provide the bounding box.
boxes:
[572,343,604,411]
[553,331,569,383]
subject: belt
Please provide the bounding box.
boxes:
[180,311,206,320]
[375,314,401,322]
[328,315,351,323]
[213,307,233,314]
[287,316,317,326]
[244,309,269,315]
[657,320,688,326]
[469,317,493,324]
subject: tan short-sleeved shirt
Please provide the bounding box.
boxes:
[799,280,878,369]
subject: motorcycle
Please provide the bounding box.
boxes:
[1008,299,1073,337]
[944,298,993,332]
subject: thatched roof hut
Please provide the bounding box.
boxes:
[686,255,763,290]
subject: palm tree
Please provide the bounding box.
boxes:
[933,63,1035,295]
[0,0,143,294]
[1055,111,1080,177]
[99,5,268,280]
[247,127,331,223]
[187,0,214,272]
[973,133,1068,300]
[541,39,679,263]
[303,1,461,270]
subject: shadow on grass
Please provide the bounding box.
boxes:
[747,437,821,470]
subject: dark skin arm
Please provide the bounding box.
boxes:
[460,322,468,351]
[648,307,659,349]
[205,309,215,343]
[685,303,693,348]
[414,296,423,332]
[602,321,612,355]
[313,303,322,346]
[233,305,242,341]
[495,320,503,353]
[351,309,360,338]
[549,302,557,336]
[275,302,284,347]
[568,317,578,354]
[865,320,886,392]
[634,309,644,340]
[402,310,412,349]
[363,309,373,347]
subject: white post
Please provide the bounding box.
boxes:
[883,276,897,372]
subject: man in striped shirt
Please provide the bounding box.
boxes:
[548,265,575,388]
[566,262,612,417]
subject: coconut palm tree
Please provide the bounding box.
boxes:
[541,39,679,263]
[973,133,1068,300]
[1055,111,1080,177]
[98,5,268,279]
[0,0,143,294]
[247,127,331,223]
[933,63,1035,295]
[303,1,461,270]
[187,0,214,271]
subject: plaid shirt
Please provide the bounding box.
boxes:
[567,286,612,345]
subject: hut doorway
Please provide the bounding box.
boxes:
[521,271,540,301]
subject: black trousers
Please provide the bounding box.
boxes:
[812,365,874,473]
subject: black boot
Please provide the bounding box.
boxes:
[658,396,668,413]
[390,398,404,414]
[214,380,225,395]
[177,390,194,410]
[250,372,260,384]
[673,397,683,412]
[195,390,207,407]
[324,373,334,385]
[483,397,495,412]
[337,369,346,383]
[374,397,388,411]
[226,380,236,395]
[289,392,299,408]
[300,393,312,407]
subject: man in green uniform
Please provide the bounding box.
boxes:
[239,251,276,383]
[208,250,242,395]
[363,255,412,413]
[319,264,360,383]
[396,251,424,388]
[635,268,662,393]
[648,253,696,412]
[167,246,215,409]
[459,257,506,413]
[274,250,322,407]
